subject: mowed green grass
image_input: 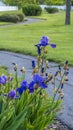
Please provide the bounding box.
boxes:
[0,10,73,65]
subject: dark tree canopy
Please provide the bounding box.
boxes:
[3,0,36,8]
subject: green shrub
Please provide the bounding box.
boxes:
[0,13,24,23]
[22,4,42,16]
[45,7,59,13]
[0,14,19,23]
[17,13,24,22]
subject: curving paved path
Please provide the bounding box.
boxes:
[0,51,73,130]
[0,18,44,28]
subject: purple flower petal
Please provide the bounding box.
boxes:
[50,44,56,48]
[20,80,28,91]
[14,95,20,99]
[0,74,7,84]
[16,87,24,95]
[33,74,45,84]
[40,82,48,89]
[35,44,40,47]
[35,36,50,47]
[3,90,20,99]
[28,81,35,93]
[8,90,16,98]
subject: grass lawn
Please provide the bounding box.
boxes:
[0,10,73,65]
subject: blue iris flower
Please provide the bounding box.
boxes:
[8,90,18,98]
[3,90,20,99]
[35,36,56,48]
[0,75,7,84]
[40,82,48,89]
[20,80,28,91]
[50,44,56,48]
[32,74,47,89]
[16,80,28,95]
[39,36,49,46]
[35,36,49,47]
[33,74,45,84]
[16,87,24,95]
[28,81,35,93]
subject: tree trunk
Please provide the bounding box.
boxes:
[65,0,71,25]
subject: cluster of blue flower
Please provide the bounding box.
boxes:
[2,73,49,99]
[0,36,55,99]
[1,36,68,101]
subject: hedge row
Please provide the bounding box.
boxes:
[0,13,24,23]
[22,4,42,16]
[45,7,59,13]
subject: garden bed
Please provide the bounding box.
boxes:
[47,120,70,130]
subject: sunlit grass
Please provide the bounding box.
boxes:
[0,10,73,65]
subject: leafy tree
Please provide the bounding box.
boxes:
[36,0,45,4]
[3,0,36,8]
[45,0,65,5]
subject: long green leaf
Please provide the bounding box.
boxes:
[6,107,27,130]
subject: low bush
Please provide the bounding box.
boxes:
[45,7,59,13]
[17,13,24,22]
[0,13,24,23]
[22,4,42,16]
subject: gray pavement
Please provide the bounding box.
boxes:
[0,51,73,130]
[0,18,44,28]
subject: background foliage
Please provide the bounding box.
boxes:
[3,0,66,8]
[22,4,42,16]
